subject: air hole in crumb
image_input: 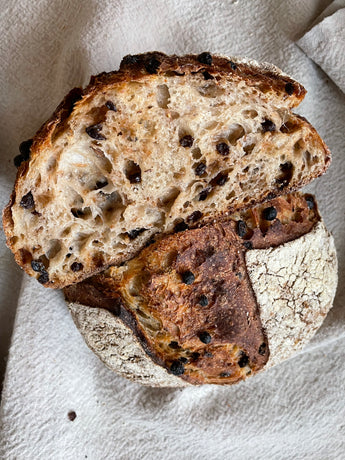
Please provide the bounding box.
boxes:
[303,150,311,164]
[191,147,202,160]
[280,120,299,134]
[158,187,180,212]
[125,160,141,183]
[197,82,225,98]
[46,240,61,259]
[243,143,255,155]
[170,111,180,120]
[71,207,92,219]
[226,191,236,200]
[228,124,245,145]
[95,215,103,225]
[156,84,170,108]
[294,140,304,152]
[204,120,218,130]
[61,227,71,237]
[34,174,42,187]
[173,168,186,180]
[242,109,258,119]
[102,191,126,222]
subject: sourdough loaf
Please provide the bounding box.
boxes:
[3,52,331,288]
[64,193,338,386]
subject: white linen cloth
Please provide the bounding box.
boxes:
[298,0,345,94]
[1,1,345,458]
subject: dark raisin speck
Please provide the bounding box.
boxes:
[215,173,228,186]
[179,357,188,363]
[66,253,72,258]
[195,162,206,176]
[71,262,83,272]
[262,206,277,221]
[229,60,237,70]
[186,210,203,224]
[174,221,189,233]
[285,82,294,95]
[127,228,146,240]
[261,119,276,132]
[191,352,200,360]
[105,100,117,111]
[68,411,77,421]
[198,294,209,307]
[38,272,49,284]
[145,57,161,74]
[236,220,247,238]
[220,371,231,378]
[169,341,180,349]
[258,342,267,356]
[198,187,211,201]
[305,195,315,209]
[199,331,212,344]
[14,139,33,167]
[179,135,194,148]
[266,192,276,200]
[181,270,195,285]
[216,142,229,156]
[31,260,46,273]
[197,52,213,66]
[14,154,25,168]
[19,139,33,157]
[205,352,213,357]
[122,54,140,66]
[243,241,253,250]
[202,71,214,80]
[86,124,106,140]
[238,352,249,368]
[20,191,34,209]
[170,360,185,375]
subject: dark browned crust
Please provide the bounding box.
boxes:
[65,193,320,385]
[3,52,330,288]
[87,52,306,105]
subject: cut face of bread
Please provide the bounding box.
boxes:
[3,53,331,288]
[65,193,337,386]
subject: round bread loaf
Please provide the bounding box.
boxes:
[65,194,338,386]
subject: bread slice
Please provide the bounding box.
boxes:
[3,52,331,288]
[65,193,338,386]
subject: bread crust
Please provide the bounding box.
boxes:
[3,53,331,288]
[65,193,337,385]
[66,219,337,386]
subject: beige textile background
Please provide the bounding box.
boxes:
[0,0,344,458]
